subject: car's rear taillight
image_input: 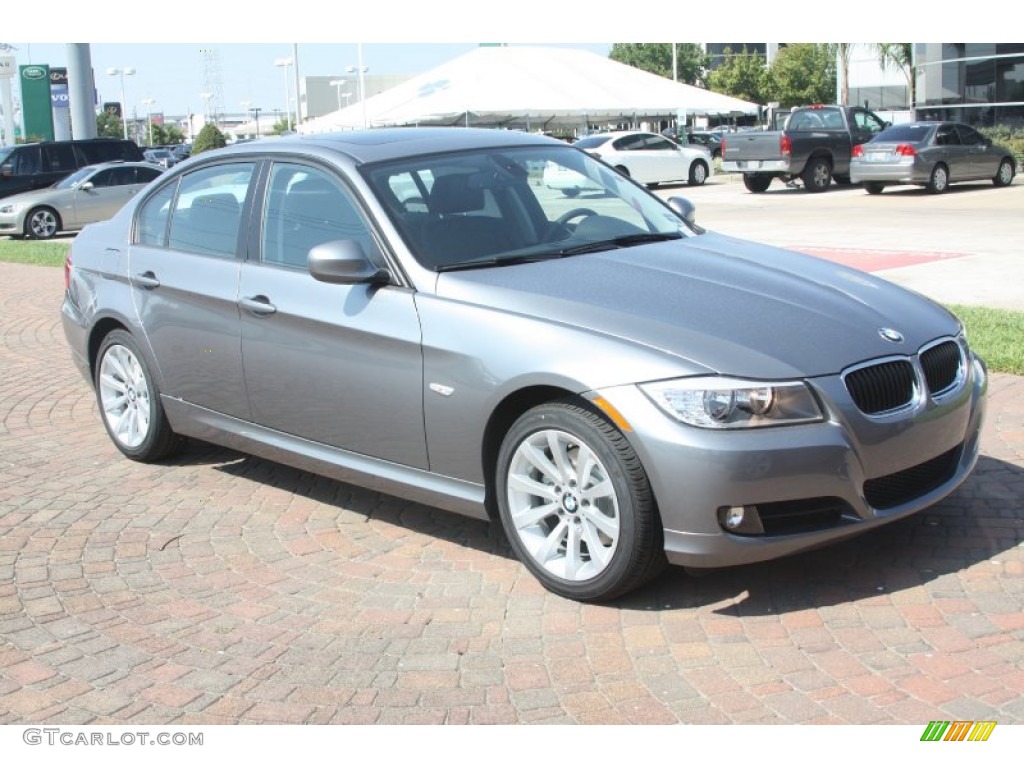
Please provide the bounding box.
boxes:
[852,144,864,158]
[64,248,72,291]
[721,137,727,155]
[780,134,792,157]
[895,144,916,157]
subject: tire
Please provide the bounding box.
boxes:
[742,174,772,193]
[495,400,665,602]
[802,157,832,193]
[688,160,709,186]
[993,158,1015,187]
[614,165,630,178]
[833,174,853,186]
[864,181,885,195]
[561,188,581,198]
[95,330,181,462]
[25,206,61,240]
[926,163,949,194]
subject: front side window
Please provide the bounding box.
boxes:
[261,163,379,270]
[854,111,886,134]
[88,169,117,188]
[167,163,255,258]
[955,125,984,145]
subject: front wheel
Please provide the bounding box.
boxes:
[802,158,832,192]
[688,160,709,186]
[95,330,182,462]
[993,158,1015,187]
[26,207,61,239]
[496,400,665,602]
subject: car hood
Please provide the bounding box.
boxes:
[0,188,63,208]
[433,231,960,380]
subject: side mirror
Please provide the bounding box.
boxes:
[0,165,12,178]
[666,196,697,226]
[78,181,95,191]
[308,239,391,285]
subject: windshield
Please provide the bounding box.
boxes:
[572,136,608,150]
[362,144,695,272]
[55,166,98,190]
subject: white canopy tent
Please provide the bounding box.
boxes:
[299,46,760,134]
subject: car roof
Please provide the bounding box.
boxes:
[203,128,566,165]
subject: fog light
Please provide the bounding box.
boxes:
[723,506,746,530]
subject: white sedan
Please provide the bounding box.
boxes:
[569,131,713,189]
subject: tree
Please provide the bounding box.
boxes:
[766,44,836,107]
[706,46,769,105]
[874,43,914,108]
[148,123,186,146]
[270,118,291,136]
[96,110,123,139]
[832,44,853,105]
[191,123,227,155]
[609,43,710,85]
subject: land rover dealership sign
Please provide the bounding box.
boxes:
[20,64,54,141]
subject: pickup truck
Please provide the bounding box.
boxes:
[721,105,889,192]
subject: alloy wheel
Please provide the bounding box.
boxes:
[98,344,152,449]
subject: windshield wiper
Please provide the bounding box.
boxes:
[435,253,565,273]
[554,232,683,256]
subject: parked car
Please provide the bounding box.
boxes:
[721,105,889,192]
[0,161,163,240]
[0,138,145,200]
[61,129,986,602]
[686,131,723,159]
[143,148,177,168]
[850,121,1016,194]
[572,131,713,187]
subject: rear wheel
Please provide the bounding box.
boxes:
[802,157,832,192]
[688,160,709,186]
[26,207,61,240]
[561,188,581,198]
[993,158,1015,187]
[95,330,182,462]
[864,181,885,195]
[742,174,772,193]
[926,163,949,194]
[496,400,665,602]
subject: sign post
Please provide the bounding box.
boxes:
[0,55,16,147]
[50,67,71,140]
[20,64,54,142]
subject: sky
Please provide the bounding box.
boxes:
[4,0,978,125]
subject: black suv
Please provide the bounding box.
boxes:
[0,139,144,200]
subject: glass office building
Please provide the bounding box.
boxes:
[915,44,1024,127]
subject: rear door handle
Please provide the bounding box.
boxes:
[239,295,277,316]
[133,271,160,289]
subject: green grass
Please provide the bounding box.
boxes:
[949,304,1024,376]
[1,237,1020,375]
[0,237,70,267]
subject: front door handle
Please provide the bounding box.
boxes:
[239,295,277,316]
[133,271,160,289]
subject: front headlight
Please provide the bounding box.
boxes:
[0,203,22,214]
[640,376,823,429]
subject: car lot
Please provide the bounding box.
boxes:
[0,170,1021,726]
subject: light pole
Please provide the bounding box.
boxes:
[106,66,135,140]
[329,79,346,112]
[141,98,155,146]
[274,57,294,131]
[346,44,369,128]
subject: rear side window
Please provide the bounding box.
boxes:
[136,182,177,246]
[76,140,142,165]
[136,167,163,184]
[43,144,77,173]
[166,163,256,258]
[874,124,933,143]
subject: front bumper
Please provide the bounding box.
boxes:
[0,210,25,235]
[591,353,987,568]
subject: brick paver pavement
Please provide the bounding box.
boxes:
[0,261,1021,725]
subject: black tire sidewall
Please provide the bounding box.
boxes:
[27,207,59,240]
[495,402,655,602]
[802,159,831,192]
[689,160,708,186]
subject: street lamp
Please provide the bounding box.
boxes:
[141,98,156,146]
[329,79,346,112]
[274,57,294,131]
[242,100,262,138]
[106,66,135,140]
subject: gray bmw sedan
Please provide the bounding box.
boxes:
[61,129,987,601]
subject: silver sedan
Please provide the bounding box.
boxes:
[0,161,163,239]
[61,129,986,601]
[850,121,1016,194]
